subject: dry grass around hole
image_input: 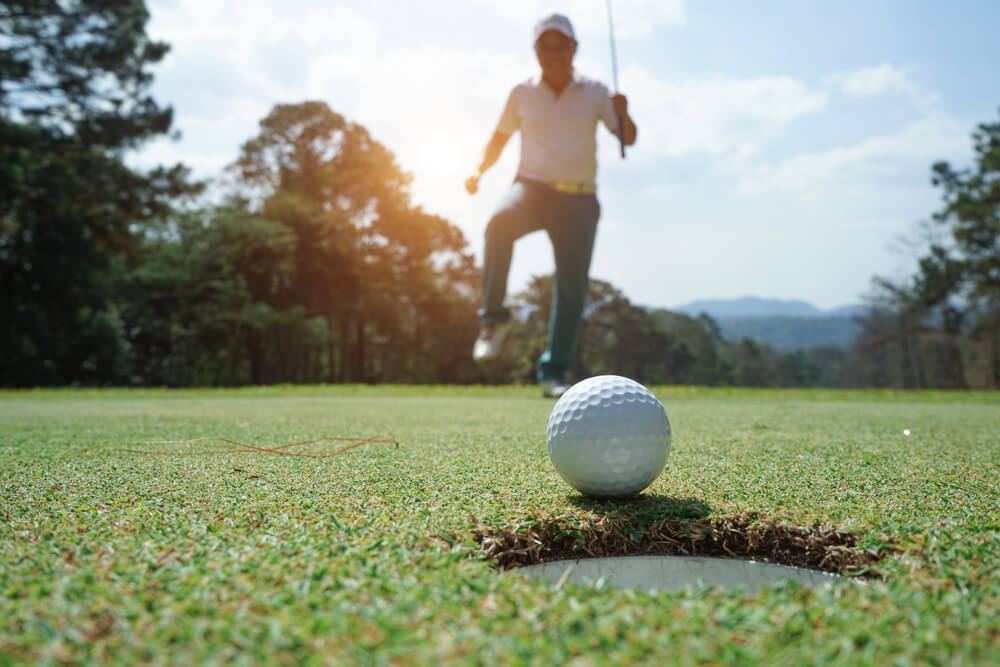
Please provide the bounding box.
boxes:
[473,512,893,578]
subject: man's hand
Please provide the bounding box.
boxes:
[467,132,510,195]
[611,93,628,117]
[610,92,637,146]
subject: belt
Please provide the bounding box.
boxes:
[548,180,597,195]
[517,176,597,195]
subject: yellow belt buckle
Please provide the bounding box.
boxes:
[551,180,593,195]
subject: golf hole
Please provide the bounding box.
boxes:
[471,510,891,594]
[516,555,855,594]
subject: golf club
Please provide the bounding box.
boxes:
[606,0,625,158]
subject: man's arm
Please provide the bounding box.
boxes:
[465,131,511,195]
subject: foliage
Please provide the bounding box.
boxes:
[0,0,196,386]
[0,0,860,389]
[1,0,171,145]
[225,101,482,384]
[7,2,993,390]
[120,208,317,386]
[849,109,1000,389]
[491,276,848,388]
[713,315,860,351]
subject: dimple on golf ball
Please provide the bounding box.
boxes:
[546,375,671,498]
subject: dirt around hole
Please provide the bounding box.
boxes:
[473,511,892,579]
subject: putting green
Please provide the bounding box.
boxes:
[1,385,998,664]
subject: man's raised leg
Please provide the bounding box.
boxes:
[475,181,547,363]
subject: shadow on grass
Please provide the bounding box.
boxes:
[568,494,712,523]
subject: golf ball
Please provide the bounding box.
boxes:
[546,375,671,498]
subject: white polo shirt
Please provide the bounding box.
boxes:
[495,72,618,188]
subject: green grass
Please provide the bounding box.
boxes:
[2,385,999,665]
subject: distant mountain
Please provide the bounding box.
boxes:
[675,296,822,318]
[666,297,870,350]
[673,296,867,319]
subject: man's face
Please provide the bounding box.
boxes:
[534,30,576,79]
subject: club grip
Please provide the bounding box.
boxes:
[616,115,626,158]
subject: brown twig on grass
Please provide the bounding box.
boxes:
[76,434,399,458]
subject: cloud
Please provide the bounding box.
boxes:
[140,2,526,186]
[135,0,975,312]
[142,0,823,183]
[467,0,686,37]
[134,1,386,181]
[307,42,532,236]
[153,1,376,55]
[738,112,969,194]
[827,63,917,97]
[138,0,829,245]
[623,68,828,159]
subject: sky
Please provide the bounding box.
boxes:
[132,0,1000,311]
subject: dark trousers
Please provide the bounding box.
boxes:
[478,178,600,382]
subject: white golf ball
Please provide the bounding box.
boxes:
[546,375,671,498]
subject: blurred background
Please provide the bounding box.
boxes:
[2,0,998,389]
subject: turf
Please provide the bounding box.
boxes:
[1,385,999,665]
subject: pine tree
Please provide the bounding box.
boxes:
[1,1,197,385]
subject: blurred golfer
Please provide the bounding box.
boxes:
[466,13,637,397]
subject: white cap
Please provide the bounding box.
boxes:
[533,13,576,44]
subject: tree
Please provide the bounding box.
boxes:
[926,112,1000,386]
[500,277,702,386]
[1,1,172,145]
[120,208,318,386]
[1,1,196,385]
[649,309,731,385]
[229,102,479,383]
[572,280,687,384]
[850,109,1000,389]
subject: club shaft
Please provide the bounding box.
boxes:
[606,0,620,92]
[606,0,625,158]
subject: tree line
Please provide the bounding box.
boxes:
[2,2,997,389]
[846,116,1000,390]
